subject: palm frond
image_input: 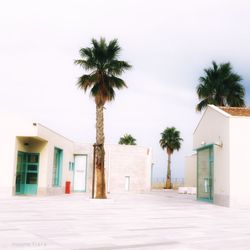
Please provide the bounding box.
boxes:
[106,39,120,60]
[159,127,183,152]
[74,38,131,105]
[106,60,132,75]
[196,98,209,111]
[76,73,97,91]
[195,61,245,111]
[107,75,127,89]
[119,134,136,145]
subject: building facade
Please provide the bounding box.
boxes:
[0,113,152,197]
[191,105,250,207]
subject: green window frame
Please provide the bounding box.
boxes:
[52,147,63,187]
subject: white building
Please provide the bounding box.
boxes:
[184,154,196,187]
[0,113,152,197]
[188,105,250,207]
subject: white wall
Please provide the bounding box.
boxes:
[0,113,37,197]
[74,143,152,194]
[0,113,152,197]
[229,117,250,207]
[184,154,197,187]
[0,112,75,197]
[106,144,152,193]
[193,106,230,206]
[37,124,74,195]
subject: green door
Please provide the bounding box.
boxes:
[15,152,39,195]
[16,152,26,194]
[197,146,214,202]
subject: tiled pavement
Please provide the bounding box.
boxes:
[1,190,250,250]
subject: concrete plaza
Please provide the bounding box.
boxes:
[1,190,250,250]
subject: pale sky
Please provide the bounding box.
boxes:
[1,0,250,179]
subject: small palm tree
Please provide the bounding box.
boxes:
[119,134,136,145]
[196,61,245,111]
[160,127,183,189]
[75,38,131,198]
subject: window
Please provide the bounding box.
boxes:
[52,148,63,186]
[68,161,75,171]
[125,176,130,191]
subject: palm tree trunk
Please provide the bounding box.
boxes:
[165,152,172,189]
[95,104,107,199]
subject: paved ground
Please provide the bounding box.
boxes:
[1,190,250,250]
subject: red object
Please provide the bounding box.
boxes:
[65,181,71,194]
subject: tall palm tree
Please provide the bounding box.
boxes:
[196,61,245,111]
[75,38,131,198]
[159,127,183,189]
[119,134,136,145]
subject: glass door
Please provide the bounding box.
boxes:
[197,146,213,202]
[25,153,39,195]
[15,152,39,195]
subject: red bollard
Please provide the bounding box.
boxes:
[65,181,71,194]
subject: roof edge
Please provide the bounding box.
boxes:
[193,105,231,135]
[209,105,231,118]
[37,123,75,143]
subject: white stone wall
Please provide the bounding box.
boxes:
[74,143,152,194]
[106,144,152,194]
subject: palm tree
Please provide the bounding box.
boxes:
[159,127,183,189]
[75,38,131,198]
[196,61,245,111]
[119,134,136,145]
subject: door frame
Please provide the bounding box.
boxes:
[15,151,40,195]
[15,151,26,195]
[73,154,88,192]
[53,147,63,187]
[196,144,214,203]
